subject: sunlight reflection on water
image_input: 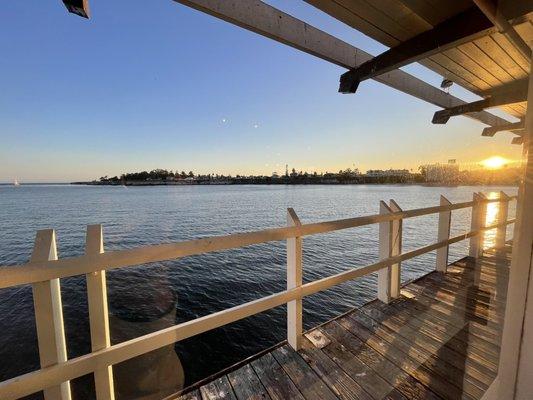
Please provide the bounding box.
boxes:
[483,191,500,249]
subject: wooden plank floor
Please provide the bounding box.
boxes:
[171,245,511,400]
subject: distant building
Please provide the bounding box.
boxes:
[424,161,460,183]
[365,169,411,178]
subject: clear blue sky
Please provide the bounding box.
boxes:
[0,0,520,182]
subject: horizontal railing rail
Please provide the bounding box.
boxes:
[0,195,517,289]
[0,192,517,400]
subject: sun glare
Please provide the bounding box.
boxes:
[481,156,508,170]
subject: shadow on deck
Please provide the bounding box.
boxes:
[171,244,511,400]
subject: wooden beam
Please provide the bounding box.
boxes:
[432,78,529,124]
[339,7,496,93]
[482,120,524,136]
[173,0,509,127]
[62,0,90,18]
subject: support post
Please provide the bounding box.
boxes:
[31,229,72,400]
[436,195,452,272]
[495,191,510,250]
[378,201,393,303]
[85,225,115,400]
[286,208,302,350]
[497,51,533,399]
[469,193,484,258]
[478,192,488,253]
[389,200,402,299]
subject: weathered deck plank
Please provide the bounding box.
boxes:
[172,246,510,400]
[251,353,305,400]
[271,345,338,400]
[227,364,270,400]
[200,376,237,400]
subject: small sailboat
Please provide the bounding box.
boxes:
[13,179,20,187]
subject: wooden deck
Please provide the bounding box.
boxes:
[173,245,511,400]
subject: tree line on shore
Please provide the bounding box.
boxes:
[87,164,521,186]
[94,168,419,185]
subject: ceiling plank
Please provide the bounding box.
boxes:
[339,7,496,93]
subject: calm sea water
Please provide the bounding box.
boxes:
[0,184,517,399]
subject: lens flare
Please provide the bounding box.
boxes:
[481,156,508,169]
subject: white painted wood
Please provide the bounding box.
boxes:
[436,195,452,272]
[173,0,509,128]
[0,217,516,400]
[0,197,516,289]
[378,201,393,303]
[286,208,303,350]
[497,59,533,400]
[30,229,72,400]
[389,199,402,298]
[477,192,489,253]
[85,225,115,400]
[469,193,483,258]
[495,191,510,249]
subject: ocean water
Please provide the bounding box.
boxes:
[0,184,517,399]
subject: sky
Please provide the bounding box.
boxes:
[0,0,522,182]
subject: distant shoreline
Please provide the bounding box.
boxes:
[69,181,518,187]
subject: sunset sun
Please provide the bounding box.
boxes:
[481,156,508,170]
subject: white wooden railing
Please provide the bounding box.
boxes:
[0,191,517,400]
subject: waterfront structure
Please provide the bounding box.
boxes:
[2,1,533,400]
[365,169,411,179]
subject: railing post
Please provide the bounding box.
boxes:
[478,192,488,252]
[436,195,452,272]
[286,208,302,350]
[469,193,483,258]
[496,191,510,249]
[85,225,115,400]
[31,229,72,400]
[378,201,393,303]
[389,199,402,299]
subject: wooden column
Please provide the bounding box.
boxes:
[436,195,452,272]
[478,192,488,252]
[31,230,72,400]
[496,53,533,399]
[286,208,302,350]
[389,199,402,299]
[495,191,510,249]
[378,201,393,303]
[85,225,115,400]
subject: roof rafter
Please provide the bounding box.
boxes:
[432,78,529,124]
[173,0,509,127]
[62,0,89,18]
[482,120,525,136]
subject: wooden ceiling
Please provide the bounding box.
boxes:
[305,0,532,118]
